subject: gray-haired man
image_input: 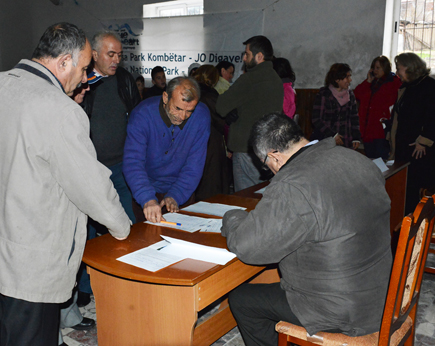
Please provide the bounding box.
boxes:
[0,23,130,345]
[222,113,392,346]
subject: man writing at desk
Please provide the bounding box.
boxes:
[123,77,210,223]
[222,113,392,346]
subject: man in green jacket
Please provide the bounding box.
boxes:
[216,35,283,191]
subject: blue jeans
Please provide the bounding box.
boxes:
[78,161,135,294]
[232,152,265,192]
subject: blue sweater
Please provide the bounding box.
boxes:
[123,96,211,207]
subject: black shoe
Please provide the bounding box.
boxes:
[77,291,91,307]
[71,317,95,331]
[59,343,69,346]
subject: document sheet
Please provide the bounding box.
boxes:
[372,157,389,173]
[117,236,236,272]
[145,213,222,233]
[181,201,246,217]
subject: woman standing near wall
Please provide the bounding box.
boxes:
[389,52,435,214]
[310,63,361,149]
[354,56,401,160]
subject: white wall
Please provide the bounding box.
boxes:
[0,0,386,88]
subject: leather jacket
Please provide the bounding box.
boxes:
[82,66,141,118]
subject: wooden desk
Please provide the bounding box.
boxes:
[235,161,409,234]
[383,161,409,233]
[83,194,279,346]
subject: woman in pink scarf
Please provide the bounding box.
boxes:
[310,63,361,149]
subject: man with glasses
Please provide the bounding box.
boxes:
[222,113,392,346]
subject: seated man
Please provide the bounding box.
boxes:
[123,77,211,222]
[143,65,167,100]
[222,113,392,346]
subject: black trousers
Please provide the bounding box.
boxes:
[0,293,59,346]
[228,283,302,346]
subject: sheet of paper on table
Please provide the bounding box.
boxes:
[117,240,182,272]
[144,213,220,233]
[159,235,235,264]
[255,186,267,194]
[181,201,246,217]
[372,157,389,173]
[199,218,222,233]
[117,236,236,272]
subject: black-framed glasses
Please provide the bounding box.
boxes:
[261,150,278,170]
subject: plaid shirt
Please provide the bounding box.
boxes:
[311,86,361,148]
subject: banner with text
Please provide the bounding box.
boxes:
[103,10,263,85]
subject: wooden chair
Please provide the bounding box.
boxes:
[421,189,435,274]
[276,195,435,346]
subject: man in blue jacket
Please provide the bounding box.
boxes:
[123,77,211,223]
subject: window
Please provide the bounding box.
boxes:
[143,0,204,18]
[398,0,435,68]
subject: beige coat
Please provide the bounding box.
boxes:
[0,60,130,303]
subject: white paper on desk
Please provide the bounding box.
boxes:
[117,240,183,272]
[144,213,213,233]
[200,219,223,233]
[160,235,236,265]
[255,187,267,194]
[386,160,394,166]
[181,201,246,217]
[372,157,389,173]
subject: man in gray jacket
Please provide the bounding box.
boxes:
[0,23,131,346]
[222,113,392,346]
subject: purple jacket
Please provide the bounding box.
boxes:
[123,97,211,207]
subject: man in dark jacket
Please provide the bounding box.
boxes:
[222,113,392,346]
[216,35,283,191]
[143,65,166,100]
[78,31,141,305]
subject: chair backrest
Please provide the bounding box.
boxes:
[378,195,435,345]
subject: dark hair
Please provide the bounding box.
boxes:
[324,63,352,87]
[272,57,296,83]
[151,66,165,80]
[370,55,392,75]
[136,75,144,84]
[215,61,235,76]
[166,77,200,102]
[243,35,274,61]
[32,22,87,66]
[250,112,304,158]
[194,65,219,87]
[91,30,120,53]
[394,52,431,81]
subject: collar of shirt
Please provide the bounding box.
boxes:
[159,98,188,130]
[29,60,66,94]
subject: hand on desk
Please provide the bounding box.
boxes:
[161,196,179,213]
[143,197,179,223]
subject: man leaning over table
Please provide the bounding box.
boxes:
[123,76,211,223]
[0,22,130,346]
[221,113,392,346]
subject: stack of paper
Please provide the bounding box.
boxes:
[181,201,246,217]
